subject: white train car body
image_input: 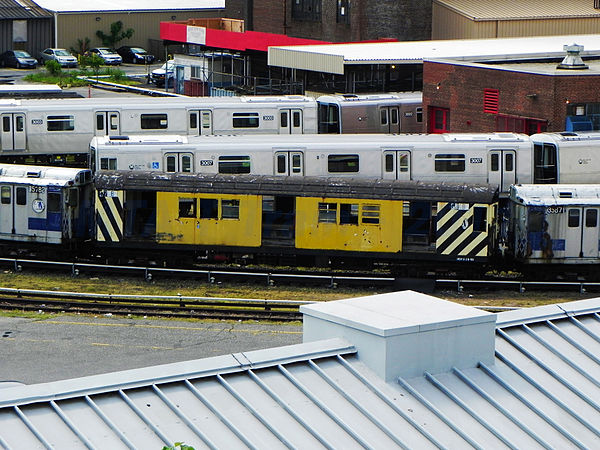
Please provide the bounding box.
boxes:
[0,95,319,165]
[0,164,93,245]
[317,93,423,134]
[91,132,533,193]
[508,184,600,265]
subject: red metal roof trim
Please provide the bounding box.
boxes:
[160,22,329,52]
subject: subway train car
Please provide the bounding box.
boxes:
[93,171,499,272]
[91,132,532,194]
[505,184,600,277]
[0,164,93,248]
[316,92,423,134]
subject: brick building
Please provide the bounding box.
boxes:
[423,57,600,134]
[252,0,432,42]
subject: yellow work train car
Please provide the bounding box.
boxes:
[93,172,498,271]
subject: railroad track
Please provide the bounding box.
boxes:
[0,290,304,322]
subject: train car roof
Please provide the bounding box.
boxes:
[316,92,422,104]
[530,131,600,142]
[95,171,498,203]
[92,131,529,147]
[0,164,90,180]
[510,184,600,206]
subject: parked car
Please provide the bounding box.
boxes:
[0,50,37,69]
[149,61,175,87]
[116,46,155,64]
[39,48,78,68]
[87,47,122,65]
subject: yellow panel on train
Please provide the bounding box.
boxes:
[156,192,262,247]
[295,197,402,252]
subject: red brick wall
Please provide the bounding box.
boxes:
[253,0,286,34]
[423,61,600,133]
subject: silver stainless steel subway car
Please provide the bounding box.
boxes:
[0,164,93,246]
[507,184,600,275]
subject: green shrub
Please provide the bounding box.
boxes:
[44,60,62,76]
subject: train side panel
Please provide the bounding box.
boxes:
[294,197,403,252]
[155,192,262,247]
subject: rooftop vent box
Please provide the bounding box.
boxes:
[557,44,588,70]
[301,291,496,381]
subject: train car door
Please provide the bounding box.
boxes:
[565,207,599,258]
[488,150,516,192]
[279,109,303,134]
[189,110,212,135]
[274,151,304,175]
[379,107,400,133]
[164,152,194,173]
[94,112,120,135]
[0,185,14,235]
[383,150,411,181]
[0,113,26,150]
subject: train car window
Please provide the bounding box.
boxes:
[318,203,337,223]
[435,154,465,172]
[166,155,176,172]
[568,209,580,228]
[533,143,557,183]
[491,154,499,171]
[292,154,302,173]
[293,111,301,128]
[416,107,423,123]
[380,109,388,126]
[385,154,394,172]
[47,115,74,131]
[528,211,543,233]
[362,204,380,224]
[181,155,192,173]
[0,186,10,204]
[141,114,167,129]
[280,112,288,128]
[232,112,259,128]
[200,198,218,219]
[2,116,10,132]
[391,109,399,125]
[328,154,359,173]
[16,115,23,132]
[47,193,61,213]
[110,115,118,130]
[178,198,196,218]
[218,156,251,174]
[16,187,26,205]
[202,112,211,130]
[586,209,598,227]
[222,199,240,219]
[189,112,198,129]
[318,103,340,134]
[96,114,104,131]
[473,207,487,232]
[399,154,409,172]
[505,153,514,171]
[100,158,117,170]
[276,155,286,174]
[340,204,359,225]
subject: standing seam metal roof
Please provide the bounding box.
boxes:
[0,0,51,19]
[0,297,599,448]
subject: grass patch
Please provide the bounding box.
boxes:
[23,67,139,88]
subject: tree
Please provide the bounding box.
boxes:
[70,37,91,57]
[96,21,134,48]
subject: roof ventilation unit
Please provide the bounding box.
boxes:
[556,44,589,70]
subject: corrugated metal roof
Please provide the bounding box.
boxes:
[1,296,599,448]
[268,34,600,74]
[436,0,600,21]
[0,0,51,19]
[30,0,224,13]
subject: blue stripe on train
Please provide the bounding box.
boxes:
[28,213,62,232]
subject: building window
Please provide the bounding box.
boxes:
[337,0,350,24]
[435,154,465,172]
[328,154,359,173]
[496,115,547,135]
[232,112,259,128]
[483,88,499,114]
[292,0,322,22]
[141,114,168,129]
[47,115,75,131]
[429,107,450,133]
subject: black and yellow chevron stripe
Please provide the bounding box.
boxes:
[436,202,489,258]
[96,190,123,242]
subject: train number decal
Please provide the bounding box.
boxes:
[200,160,214,166]
[546,206,564,214]
[31,119,43,125]
[30,186,45,193]
[470,157,483,164]
[262,115,274,121]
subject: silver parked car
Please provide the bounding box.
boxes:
[87,47,122,65]
[39,48,78,68]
